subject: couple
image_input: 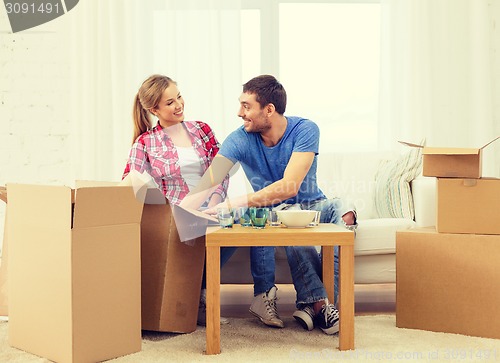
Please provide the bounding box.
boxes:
[123,74,357,335]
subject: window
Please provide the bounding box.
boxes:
[241,1,381,152]
[240,9,261,83]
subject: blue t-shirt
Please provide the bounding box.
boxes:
[219,116,326,205]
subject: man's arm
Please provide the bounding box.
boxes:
[204,151,315,213]
[244,151,315,206]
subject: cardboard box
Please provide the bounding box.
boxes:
[0,224,8,317]
[437,178,500,235]
[400,136,499,178]
[0,186,6,203]
[7,183,143,363]
[0,187,8,316]
[396,228,500,339]
[140,188,206,332]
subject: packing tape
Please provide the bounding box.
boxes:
[463,179,477,187]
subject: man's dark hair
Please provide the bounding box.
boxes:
[242,75,287,114]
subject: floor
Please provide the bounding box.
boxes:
[220,283,395,317]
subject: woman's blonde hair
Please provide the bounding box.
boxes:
[132,74,176,144]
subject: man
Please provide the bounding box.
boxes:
[181,75,356,335]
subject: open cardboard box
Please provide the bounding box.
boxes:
[396,228,500,339]
[82,173,209,333]
[110,169,209,332]
[140,188,206,332]
[436,177,500,235]
[400,136,499,178]
[7,183,143,363]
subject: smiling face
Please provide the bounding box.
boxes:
[237,92,272,133]
[151,84,185,128]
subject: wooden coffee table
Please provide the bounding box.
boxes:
[205,223,355,355]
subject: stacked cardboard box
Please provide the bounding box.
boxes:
[396,137,500,339]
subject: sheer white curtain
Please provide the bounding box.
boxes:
[378,0,500,176]
[68,0,242,182]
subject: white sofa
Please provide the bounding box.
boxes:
[220,151,437,286]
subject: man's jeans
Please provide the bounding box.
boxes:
[251,198,355,307]
[201,247,238,289]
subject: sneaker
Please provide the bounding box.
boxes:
[342,210,358,235]
[197,289,229,326]
[314,303,340,335]
[293,304,315,331]
[249,285,284,328]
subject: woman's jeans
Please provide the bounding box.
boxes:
[251,197,355,308]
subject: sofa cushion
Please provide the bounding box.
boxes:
[411,176,437,227]
[373,147,423,220]
[355,254,396,284]
[316,151,396,220]
[354,218,416,256]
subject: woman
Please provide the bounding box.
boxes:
[123,74,235,326]
[123,74,227,207]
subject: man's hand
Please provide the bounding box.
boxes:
[203,194,250,216]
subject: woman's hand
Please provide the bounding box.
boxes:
[203,205,220,216]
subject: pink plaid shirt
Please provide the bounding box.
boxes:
[123,121,229,205]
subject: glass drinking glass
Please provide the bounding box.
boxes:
[249,207,269,229]
[268,210,281,227]
[235,207,252,227]
[308,210,321,227]
[216,207,234,229]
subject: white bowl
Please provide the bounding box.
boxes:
[276,210,316,228]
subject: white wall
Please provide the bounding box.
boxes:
[492,0,500,174]
[1,4,500,251]
[0,11,71,248]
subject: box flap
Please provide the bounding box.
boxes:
[480,135,500,150]
[144,187,168,205]
[73,186,143,228]
[398,141,424,148]
[76,179,149,205]
[6,184,71,230]
[423,147,480,156]
[400,137,500,154]
[171,204,209,243]
[75,180,119,188]
[0,186,6,204]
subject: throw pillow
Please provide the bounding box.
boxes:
[373,145,423,220]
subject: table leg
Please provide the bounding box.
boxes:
[206,245,221,355]
[338,244,354,350]
[322,246,335,303]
